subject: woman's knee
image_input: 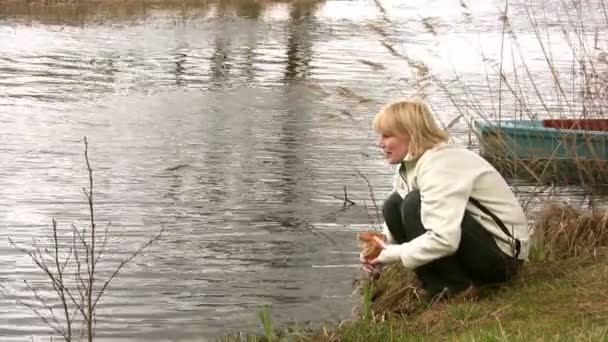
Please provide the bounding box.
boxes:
[400,189,421,218]
[383,192,403,219]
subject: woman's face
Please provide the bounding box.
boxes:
[377,133,410,164]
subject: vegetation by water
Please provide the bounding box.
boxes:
[1,0,323,14]
[367,0,608,189]
[2,0,319,5]
[0,138,164,342]
[0,0,325,24]
[221,202,608,341]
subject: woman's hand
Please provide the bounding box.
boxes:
[361,262,382,277]
[360,236,387,277]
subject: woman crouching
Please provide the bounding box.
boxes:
[361,98,530,302]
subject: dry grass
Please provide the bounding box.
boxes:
[481,153,608,187]
[535,201,608,260]
[286,249,608,342]
[354,265,423,318]
[351,202,608,321]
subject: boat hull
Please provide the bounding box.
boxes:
[474,119,608,185]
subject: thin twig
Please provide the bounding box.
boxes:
[92,227,165,310]
[507,28,552,117]
[354,169,381,223]
[8,238,62,293]
[2,136,164,342]
[23,279,62,335]
[52,219,72,341]
[372,0,390,23]
[83,138,95,342]
[524,4,573,113]
[342,186,356,207]
[93,222,111,270]
[0,283,66,339]
[498,0,509,122]
[72,225,89,299]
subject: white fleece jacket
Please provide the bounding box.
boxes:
[378,143,531,269]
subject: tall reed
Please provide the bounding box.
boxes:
[438,0,608,188]
[369,0,608,190]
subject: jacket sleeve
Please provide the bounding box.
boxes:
[377,151,475,268]
[381,222,394,244]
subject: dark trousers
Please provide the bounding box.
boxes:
[383,190,520,297]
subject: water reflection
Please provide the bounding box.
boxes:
[173,48,188,86]
[210,37,232,86]
[284,2,318,82]
[231,0,264,19]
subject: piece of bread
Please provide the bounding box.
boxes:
[357,231,386,262]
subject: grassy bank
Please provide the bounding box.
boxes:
[324,257,608,341]
[221,202,608,341]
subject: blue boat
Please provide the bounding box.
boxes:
[474,119,608,161]
[473,118,608,184]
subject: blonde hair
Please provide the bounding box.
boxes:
[372,98,448,159]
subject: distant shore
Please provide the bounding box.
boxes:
[3,0,319,5]
[0,0,323,23]
[1,0,321,11]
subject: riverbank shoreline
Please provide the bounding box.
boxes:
[0,0,323,23]
[2,0,318,6]
[222,202,608,341]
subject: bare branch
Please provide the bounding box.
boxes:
[70,227,87,317]
[354,169,382,224]
[63,286,86,323]
[60,247,73,274]
[84,136,96,342]
[72,223,89,251]
[33,245,48,271]
[52,219,72,341]
[22,280,62,332]
[72,225,89,296]
[8,238,63,292]
[5,136,164,342]
[93,222,111,267]
[92,226,164,310]
[342,186,356,208]
[1,283,66,339]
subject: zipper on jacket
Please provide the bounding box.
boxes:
[399,161,410,192]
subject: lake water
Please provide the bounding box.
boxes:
[0,0,606,340]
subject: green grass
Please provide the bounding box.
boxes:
[319,257,608,342]
[221,253,608,341]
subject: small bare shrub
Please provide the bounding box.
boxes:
[0,137,164,341]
